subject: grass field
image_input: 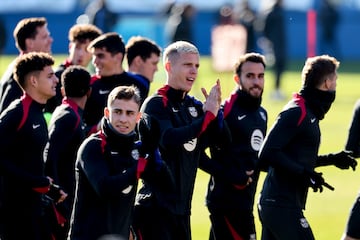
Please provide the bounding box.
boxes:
[1,54,360,239]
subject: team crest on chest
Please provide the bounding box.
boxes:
[132,149,139,160]
[260,111,267,122]
[188,107,198,117]
[299,218,309,228]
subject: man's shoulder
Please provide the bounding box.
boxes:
[51,105,79,125]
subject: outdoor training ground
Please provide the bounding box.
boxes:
[1,55,359,239]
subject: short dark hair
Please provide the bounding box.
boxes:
[13,17,47,52]
[126,36,161,66]
[107,85,141,108]
[62,66,91,98]
[234,52,266,76]
[13,52,54,88]
[87,32,125,55]
[301,55,340,88]
[68,24,102,43]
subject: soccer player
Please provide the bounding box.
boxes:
[44,23,102,113]
[125,35,161,96]
[67,85,148,240]
[341,99,360,240]
[257,55,357,240]
[0,52,66,239]
[44,65,91,239]
[132,41,223,240]
[83,32,149,134]
[205,53,267,240]
[0,17,53,113]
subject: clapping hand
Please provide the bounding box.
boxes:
[201,79,221,116]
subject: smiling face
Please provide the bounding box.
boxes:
[104,98,141,135]
[91,47,122,76]
[235,61,265,98]
[166,52,199,93]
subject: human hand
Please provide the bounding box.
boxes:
[48,183,68,203]
[305,170,334,193]
[57,189,68,204]
[233,170,254,190]
[330,151,357,171]
[202,79,221,116]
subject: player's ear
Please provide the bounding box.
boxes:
[104,107,109,118]
[61,86,65,97]
[134,56,142,65]
[136,111,142,123]
[234,74,240,85]
[165,61,171,72]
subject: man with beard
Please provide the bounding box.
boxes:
[205,53,267,240]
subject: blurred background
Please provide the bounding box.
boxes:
[0,0,359,61]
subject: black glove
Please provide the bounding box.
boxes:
[304,169,334,193]
[328,151,357,171]
[227,168,253,188]
[47,183,64,202]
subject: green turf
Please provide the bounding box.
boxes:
[175,57,360,240]
[1,54,360,240]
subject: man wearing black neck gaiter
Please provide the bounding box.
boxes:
[203,52,267,240]
[257,55,357,240]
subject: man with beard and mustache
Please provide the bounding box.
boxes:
[204,53,267,240]
[257,55,357,240]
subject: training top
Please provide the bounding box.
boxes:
[68,118,140,240]
[258,88,335,210]
[206,89,267,212]
[0,94,51,238]
[136,85,220,216]
[44,97,86,217]
[345,99,360,157]
[0,59,23,114]
[83,72,148,131]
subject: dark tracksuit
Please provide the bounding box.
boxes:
[0,59,23,114]
[44,97,86,238]
[344,99,360,239]
[133,85,222,240]
[67,118,140,240]
[258,88,335,240]
[83,72,149,133]
[206,89,267,240]
[0,94,52,240]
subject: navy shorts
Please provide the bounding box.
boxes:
[209,208,256,240]
[257,203,315,240]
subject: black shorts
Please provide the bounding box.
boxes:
[133,204,191,240]
[257,203,315,240]
[345,195,360,238]
[208,208,256,240]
